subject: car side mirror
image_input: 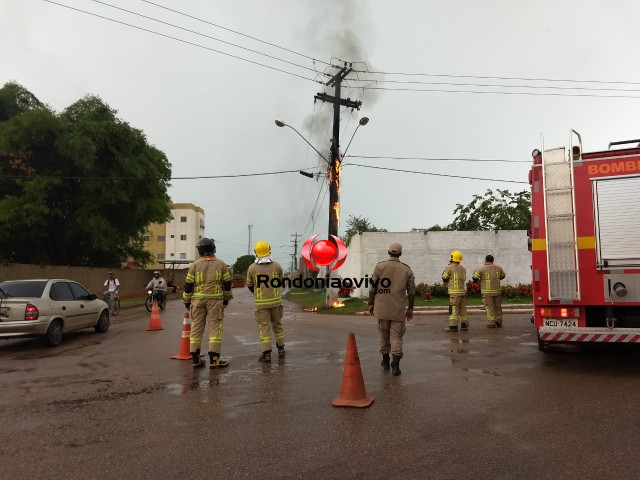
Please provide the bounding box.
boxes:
[89,294,97,300]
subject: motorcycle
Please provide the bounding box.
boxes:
[145,288,167,312]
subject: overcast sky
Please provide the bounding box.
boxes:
[3,0,640,267]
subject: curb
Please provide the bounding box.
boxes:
[354,308,533,316]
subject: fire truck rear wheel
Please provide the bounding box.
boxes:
[537,334,550,353]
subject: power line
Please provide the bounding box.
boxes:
[0,167,326,180]
[345,155,530,164]
[86,0,322,76]
[348,77,640,94]
[345,163,527,184]
[139,0,332,67]
[360,86,640,99]
[43,0,322,84]
[351,65,640,87]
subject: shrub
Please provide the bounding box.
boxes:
[338,285,356,298]
[415,283,430,298]
[501,284,517,299]
[515,283,532,297]
[429,282,449,298]
[466,280,482,295]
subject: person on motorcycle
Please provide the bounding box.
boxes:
[146,271,168,306]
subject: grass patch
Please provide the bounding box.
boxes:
[285,288,531,314]
[415,296,532,306]
[285,289,369,315]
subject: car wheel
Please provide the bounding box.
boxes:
[95,310,110,333]
[45,319,64,347]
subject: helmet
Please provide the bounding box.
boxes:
[254,241,271,258]
[153,271,160,278]
[197,238,216,256]
[450,250,463,263]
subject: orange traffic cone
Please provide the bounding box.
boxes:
[170,312,192,360]
[332,332,374,408]
[147,300,164,331]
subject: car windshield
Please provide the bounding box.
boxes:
[0,280,47,298]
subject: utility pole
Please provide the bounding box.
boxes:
[315,64,361,308]
[248,224,253,255]
[290,233,300,270]
[315,64,362,243]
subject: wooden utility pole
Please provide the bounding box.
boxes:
[315,65,362,243]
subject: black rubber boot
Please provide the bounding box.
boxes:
[191,349,205,369]
[259,350,272,363]
[209,352,230,368]
[381,353,390,371]
[277,346,286,358]
[391,355,402,376]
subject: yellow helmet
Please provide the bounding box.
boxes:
[254,241,271,258]
[450,250,463,263]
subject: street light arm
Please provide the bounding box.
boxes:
[275,120,330,165]
[341,117,369,160]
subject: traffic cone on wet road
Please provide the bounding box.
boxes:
[332,332,374,408]
[147,300,163,331]
[170,312,192,360]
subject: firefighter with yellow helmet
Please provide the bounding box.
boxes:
[442,250,468,332]
[246,240,285,362]
[183,238,233,369]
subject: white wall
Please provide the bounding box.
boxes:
[339,230,531,297]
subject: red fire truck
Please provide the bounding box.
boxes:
[530,131,640,351]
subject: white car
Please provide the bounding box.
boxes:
[0,279,110,346]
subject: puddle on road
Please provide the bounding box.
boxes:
[448,338,472,354]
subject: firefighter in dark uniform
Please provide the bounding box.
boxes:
[368,243,416,376]
[183,238,233,369]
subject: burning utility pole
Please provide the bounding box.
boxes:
[315,64,362,242]
[315,64,362,308]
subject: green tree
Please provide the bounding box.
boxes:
[447,189,531,231]
[0,82,172,267]
[233,254,256,278]
[341,215,387,246]
[411,225,450,232]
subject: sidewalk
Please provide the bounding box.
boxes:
[355,304,533,316]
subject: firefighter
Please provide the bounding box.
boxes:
[442,250,468,332]
[473,254,506,328]
[246,240,285,362]
[368,243,415,376]
[183,238,233,369]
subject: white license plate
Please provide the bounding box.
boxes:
[543,319,577,328]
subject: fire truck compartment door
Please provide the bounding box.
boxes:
[593,175,640,267]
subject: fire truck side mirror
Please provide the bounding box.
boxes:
[572,145,581,161]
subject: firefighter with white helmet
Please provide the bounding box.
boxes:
[442,250,468,332]
[246,240,286,362]
[183,238,233,369]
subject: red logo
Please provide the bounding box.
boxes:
[301,234,348,272]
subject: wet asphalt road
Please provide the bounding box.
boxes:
[2,288,640,480]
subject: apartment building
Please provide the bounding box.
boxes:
[144,203,205,270]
